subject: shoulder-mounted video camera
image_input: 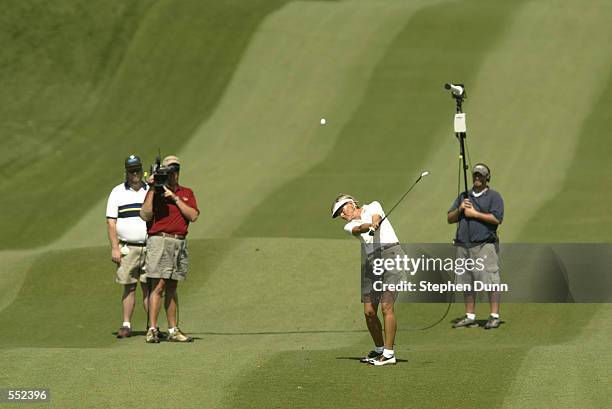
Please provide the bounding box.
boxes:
[149,152,173,193]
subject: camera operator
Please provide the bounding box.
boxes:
[140,155,199,343]
[447,163,504,329]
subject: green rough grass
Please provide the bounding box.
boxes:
[0,0,289,249]
[233,0,523,240]
[231,0,612,243]
[1,0,612,408]
[515,66,612,242]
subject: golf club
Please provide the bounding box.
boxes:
[369,171,429,236]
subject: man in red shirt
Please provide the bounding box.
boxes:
[140,155,199,343]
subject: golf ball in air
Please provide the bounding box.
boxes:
[320,118,326,125]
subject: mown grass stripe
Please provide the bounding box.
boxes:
[232,0,524,240]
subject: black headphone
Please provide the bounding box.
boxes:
[473,163,491,182]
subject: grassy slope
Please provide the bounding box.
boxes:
[233,0,612,243]
[1,0,612,408]
[52,0,436,249]
[515,67,612,242]
[233,0,523,240]
[0,0,289,249]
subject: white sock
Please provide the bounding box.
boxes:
[375,346,384,353]
[466,313,476,320]
[149,326,156,331]
[168,327,177,334]
[122,321,131,328]
[490,313,500,319]
[383,349,394,358]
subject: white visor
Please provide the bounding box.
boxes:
[332,198,354,218]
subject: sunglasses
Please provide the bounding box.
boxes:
[127,168,143,174]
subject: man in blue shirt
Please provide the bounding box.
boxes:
[447,163,504,329]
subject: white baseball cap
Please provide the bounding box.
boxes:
[331,198,354,219]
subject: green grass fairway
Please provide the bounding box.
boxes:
[1,0,612,408]
[1,240,610,408]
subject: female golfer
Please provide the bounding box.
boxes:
[331,194,403,366]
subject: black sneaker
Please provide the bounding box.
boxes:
[360,350,383,363]
[452,316,478,328]
[369,354,397,366]
[484,316,501,329]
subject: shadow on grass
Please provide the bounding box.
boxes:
[190,329,368,336]
[336,356,409,363]
[450,317,507,328]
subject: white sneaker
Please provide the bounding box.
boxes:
[370,354,397,366]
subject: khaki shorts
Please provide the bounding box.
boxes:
[362,244,406,302]
[455,243,500,287]
[116,244,147,285]
[145,235,189,281]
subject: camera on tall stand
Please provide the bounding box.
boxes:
[444,82,468,197]
[444,82,473,244]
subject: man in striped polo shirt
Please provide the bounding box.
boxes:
[106,155,150,338]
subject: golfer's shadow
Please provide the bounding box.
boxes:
[335,357,408,363]
[111,330,203,340]
[450,317,506,328]
[111,330,149,337]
